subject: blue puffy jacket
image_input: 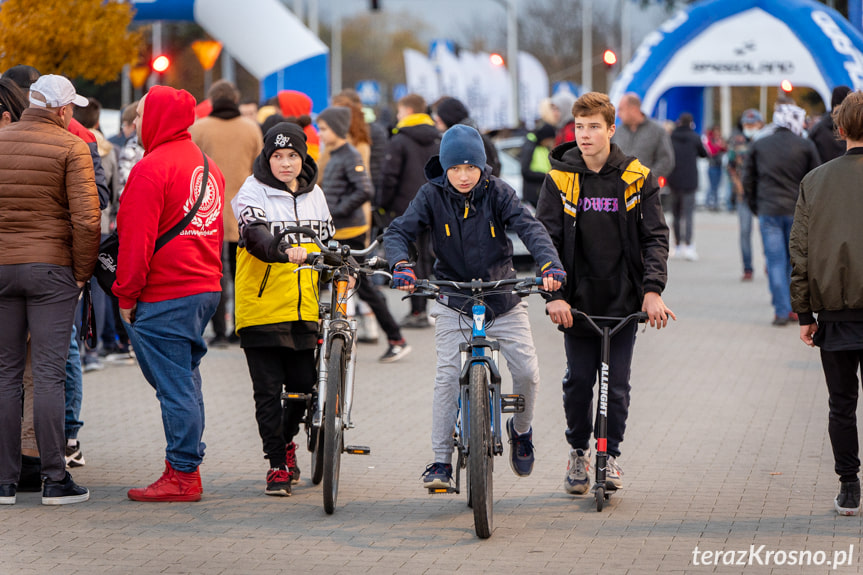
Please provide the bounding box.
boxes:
[384,156,561,317]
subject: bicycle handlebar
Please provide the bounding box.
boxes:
[408,277,543,299]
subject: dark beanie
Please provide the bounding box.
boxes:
[318,106,351,139]
[440,124,486,171]
[832,85,852,110]
[263,122,307,162]
[534,123,556,143]
[436,97,469,129]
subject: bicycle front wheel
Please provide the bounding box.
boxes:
[468,363,493,538]
[323,337,346,514]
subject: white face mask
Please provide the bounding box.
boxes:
[743,127,758,139]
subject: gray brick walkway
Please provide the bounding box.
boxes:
[3,211,861,574]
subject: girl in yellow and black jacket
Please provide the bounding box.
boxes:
[232,122,335,497]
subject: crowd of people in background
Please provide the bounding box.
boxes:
[2,61,862,516]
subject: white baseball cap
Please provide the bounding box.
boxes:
[29,74,88,108]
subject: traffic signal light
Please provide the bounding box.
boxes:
[603,50,617,68]
[151,55,171,74]
[780,79,793,93]
[490,53,505,67]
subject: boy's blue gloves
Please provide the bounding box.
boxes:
[392,263,417,289]
[542,267,567,284]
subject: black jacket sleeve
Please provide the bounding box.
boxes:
[329,157,373,218]
[534,173,567,301]
[379,136,406,212]
[242,223,291,264]
[383,185,433,268]
[637,173,670,295]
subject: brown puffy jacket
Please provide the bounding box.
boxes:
[0,108,101,281]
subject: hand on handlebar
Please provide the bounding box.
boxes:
[392,262,416,292]
[546,299,573,328]
[284,246,308,265]
[642,291,676,330]
[541,267,566,292]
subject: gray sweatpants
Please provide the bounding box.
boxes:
[430,301,540,465]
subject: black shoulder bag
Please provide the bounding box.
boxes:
[92,150,210,294]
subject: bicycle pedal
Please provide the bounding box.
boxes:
[427,486,457,494]
[501,394,525,413]
[281,392,313,402]
[345,445,370,455]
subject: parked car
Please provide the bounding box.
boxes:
[494,136,535,270]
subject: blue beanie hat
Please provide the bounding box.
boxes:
[439,124,486,172]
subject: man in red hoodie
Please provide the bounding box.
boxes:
[114,86,225,502]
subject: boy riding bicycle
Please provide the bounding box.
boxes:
[383,125,565,488]
[536,92,675,496]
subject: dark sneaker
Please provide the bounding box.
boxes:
[564,448,591,495]
[208,335,230,348]
[379,342,411,363]
[18,455,42,492]
[265,468,291,496]
[65,441,85,468]
[835,479,861,516]
[42,471,89,505]
[285,443,301,485]
[227,333,241,345]
[772,315,789,327]
[421,462,453,489]
[506,418,535,477]
[0,483,16,505]
[400,313,430,329]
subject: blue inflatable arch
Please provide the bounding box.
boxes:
[132,0,329,112]
[610,0,863,122]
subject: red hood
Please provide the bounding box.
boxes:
[67,118,96,143]
[141,85,195,154]
[277,90,312,117]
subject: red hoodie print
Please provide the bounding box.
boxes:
[113,85,225,309]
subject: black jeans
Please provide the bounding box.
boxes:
[562,324,637,458]
[244,346,316,465]
[212,241,238,338]
[344,236,403,342]
[821,348,863,481]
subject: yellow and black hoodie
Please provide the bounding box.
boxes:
[231,154,335,349]
[535,141,669,325]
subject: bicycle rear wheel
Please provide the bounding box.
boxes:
[323,338,346,514]
[468,363,493,538]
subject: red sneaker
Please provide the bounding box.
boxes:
[286,442,301,485]
[788,312,799,322]
[127,461,202,502]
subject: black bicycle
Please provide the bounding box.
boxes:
[276,226,389,514]
[568,309,648,511]
[408,277,544,538]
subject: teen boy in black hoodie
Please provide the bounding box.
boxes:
[536,92,675,496]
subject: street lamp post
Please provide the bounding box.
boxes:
[582,0,592,92]
[506,0,519,127]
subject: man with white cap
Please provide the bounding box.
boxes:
[0,74,101,505]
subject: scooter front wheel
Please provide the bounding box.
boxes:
[595,486,605,512]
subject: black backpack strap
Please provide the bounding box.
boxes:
[154,149,210,253]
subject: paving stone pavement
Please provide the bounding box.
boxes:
[3,211,862,574]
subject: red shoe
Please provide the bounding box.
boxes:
[286,442,301,485]
[127,460,202,502]
[788,312,799,322]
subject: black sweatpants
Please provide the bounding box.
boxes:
[562,323,637,458]
[821,348,863,481]
[244,347,316,466]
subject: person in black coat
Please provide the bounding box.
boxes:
[809,85,851,166]
[667,113,708,260]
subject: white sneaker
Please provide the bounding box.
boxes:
[684,244,699,261]
[605,455,623,490]
[564,448,591,494]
